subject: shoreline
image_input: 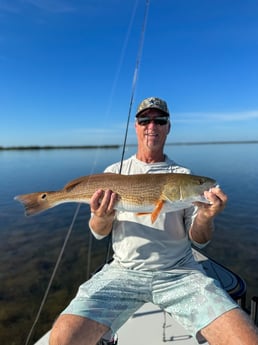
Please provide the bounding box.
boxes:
[1,140,258,150]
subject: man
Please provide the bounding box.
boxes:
[50,97,258,345]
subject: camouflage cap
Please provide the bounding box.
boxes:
[135,97,170,117]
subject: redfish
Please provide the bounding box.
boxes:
[14,173,216,223]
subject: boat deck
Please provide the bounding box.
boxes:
[118,302,203,345]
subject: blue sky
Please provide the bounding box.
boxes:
[1,0,258,146]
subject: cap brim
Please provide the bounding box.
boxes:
[136,108,169,117]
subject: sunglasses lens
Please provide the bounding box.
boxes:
[137,117,168,126]
[137,118,150,126]
[155,118,168,125]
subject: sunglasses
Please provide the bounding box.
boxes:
[136,116,169,126]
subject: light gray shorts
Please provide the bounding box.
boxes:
[62,263,238,340]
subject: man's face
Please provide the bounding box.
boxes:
[135,109,170,152]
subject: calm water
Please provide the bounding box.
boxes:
[1,143,258,344]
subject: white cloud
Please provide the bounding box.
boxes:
[175,110,258,123]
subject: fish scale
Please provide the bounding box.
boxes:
[64,173,165,205]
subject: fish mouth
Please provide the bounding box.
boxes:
[209,182,218,190]
[200,182,218,203]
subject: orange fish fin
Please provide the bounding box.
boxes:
[136,212,151,216]
[151,199,165,223]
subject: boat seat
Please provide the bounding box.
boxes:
[192,248,246,307]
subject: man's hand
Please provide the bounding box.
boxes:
[90,189,117,218]
[89,189,117,237]
[190,187,228,244]
[194,187,227,220]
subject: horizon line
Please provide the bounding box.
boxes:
[1,140,258,150]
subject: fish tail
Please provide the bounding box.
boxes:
[14,191,55,216]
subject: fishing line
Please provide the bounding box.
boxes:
[85,0,143,281]
[87,0,150,277]
[25,204,81,345]
[89,0,140,174]
[119,0,150,173]
[106,0,150,268]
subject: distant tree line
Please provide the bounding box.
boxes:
[0,145,120,150]
[1,141,258,151]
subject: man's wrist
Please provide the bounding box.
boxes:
[89,213,114,236]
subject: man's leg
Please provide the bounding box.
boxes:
[49,314,109,345]
[49,265,150,345]
[200,308,258,345]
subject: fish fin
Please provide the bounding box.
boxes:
[136,200,165,223]
[14,191,54,216]
[151,199,165,223]
[64,173,117,192]
[136,212,152,216]
[64,176,90,191]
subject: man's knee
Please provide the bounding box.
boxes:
[49,314,109,345]
[49,315,77,345]
[200,308,258,345]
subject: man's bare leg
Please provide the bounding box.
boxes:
[49,314,109,345]
[200,308,258,345]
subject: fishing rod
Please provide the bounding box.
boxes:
[88,0,151,274]
[104,0,150,272]
[119,0,150,173]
